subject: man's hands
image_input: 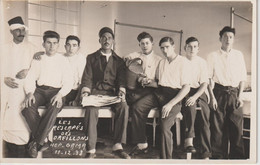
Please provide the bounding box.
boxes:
[138,76,151,87]
[209,97,218,111]
[33,51,45,60]
[236,97,244,109]
[16,69,29,79]
[4,77,19,88]
[162,102,174,118]
[24,93,36,108]
[185,96,198,107]
[51,93,63,108]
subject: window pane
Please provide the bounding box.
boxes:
[56,9,68,24]
[56,24,68,39]
[68,11,78,25]
[41,6,53,22]
[68,1,80,11]
[56,1,68,10]
[28,4,40,19]
[41,22,54,34]
[40,1,54,7]
[28,0,40,5]
[28,20,41,35]
[67,25,78,36]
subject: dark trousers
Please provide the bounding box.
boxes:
[22,86,63,145]
[83,102,129,151]
[131,86,181,159]
[64,89,78,105]
[182,88,211,158]
[3,140,29,158]
[210,83,245,159]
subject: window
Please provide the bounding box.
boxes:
[27,0,80,52]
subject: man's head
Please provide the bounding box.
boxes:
[42,30,60,56]
[184,37,199,58]
[137,32,153,55]
[65,35,80,56]
[99,27,114,52]
[8,16,27,44]
[219,26,235,49]
[159,37,175,58]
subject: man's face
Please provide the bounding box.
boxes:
[43,38,59,56]
[139,38,153,55]
[160,41,175,58]
[11,27,26,43]
[99,32,114,51]
[220,32,234,48]
[65,39,79,56]
[185,41,199,58]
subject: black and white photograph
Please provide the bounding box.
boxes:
[0,0,257,164]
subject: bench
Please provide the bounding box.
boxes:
[38,106,183,148]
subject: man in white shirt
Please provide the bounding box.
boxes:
[22,30,73,158]
[33,35,86,106]
[124,32,162,156]
[1,16,38,158]
[182,37,211,159]
[130,37,190,159]
[207,26,246,159]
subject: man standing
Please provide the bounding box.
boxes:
[22,30,73,158]
[124,32,162,155]
[1,16,38,158]
[207,26,247,159]
[81,27,130,159]
[129,37,190,159]
[182,37,211,159]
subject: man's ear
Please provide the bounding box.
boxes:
[184,45,186,51]
[99,38,101,44]
[219,37,222,42]
[42,42,45,48]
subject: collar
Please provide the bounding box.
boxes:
[95,49,119,60]
[219,48,233,55]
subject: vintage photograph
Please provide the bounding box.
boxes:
[0,0,256,164]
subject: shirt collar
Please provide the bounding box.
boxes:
[95,49,119,60]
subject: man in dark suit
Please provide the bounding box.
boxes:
[81,27,130,159]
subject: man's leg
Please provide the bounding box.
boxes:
[182,103,197,153]
[197,95,211,159]
[227,96,245,159]
[160,103,182,159]
[83,106,99,158]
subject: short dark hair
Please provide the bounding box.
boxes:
[185,37,199,45]
[137,32,153,42]
[159,37,174,46]
[219,26,235,37]
[66,35,80,46]
[43,30,60,42]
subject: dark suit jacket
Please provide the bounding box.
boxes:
[81,49,126,96]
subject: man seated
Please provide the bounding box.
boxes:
[22,30,73,158]
[80,27,130,159]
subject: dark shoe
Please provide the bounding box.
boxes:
[85,153,96,159]
[38,140,51,152]
[129,146,148,156]
[113,149,131,159]
[27,141,38,158]
[185,146,196,153]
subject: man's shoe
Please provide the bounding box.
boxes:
[85,153,96,159]
[113,149,131,159]
[129,146,148,156]
[185,146,196,153]
[38,140,52,152]
[27,141,38,158]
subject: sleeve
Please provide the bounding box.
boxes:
[58,58,74,97]
[81,55,93,89]
[199,59,209,84]
[117,59,126,88]
[239,52,247,82]
[24,59,40,94]
[180,58,191,86]
[206,53,214,79]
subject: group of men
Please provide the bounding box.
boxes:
[1,16,247,160]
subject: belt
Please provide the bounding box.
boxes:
[214,83,238,94]
[36,84,60,90]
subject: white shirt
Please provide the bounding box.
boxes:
[157,55,191,89]
[0,40,38,145]
[65,52,86,90]
[125,51,162,80]
[187,56,209,88]
[24,53,73,97]
[207,48,247,87]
